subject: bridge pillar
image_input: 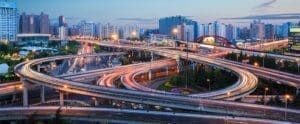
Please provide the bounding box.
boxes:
[296,88,300,96]
[166,67,169,76]
[22,79,29,107]
[93,97,99,106]
[67,59,71,66]
[108,56,113,67]
[148,70,152,81]
[151,51,154,61]
[138,51,142,58]
[59,92,64,106]
[192,62,196,71]
[40,85,45,103]
[37,65,41,72]
[176,57,181,73]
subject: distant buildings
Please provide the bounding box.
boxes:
[59,15,67,27]
[19,12,50,34]
[264,24,275,40]
[58,16,68,40]
[79,20,96,37]
[0,0,18,42]
[176,23,195,41]
[288,23,300,53]
[250,20,265,40]
[159,16,198,41]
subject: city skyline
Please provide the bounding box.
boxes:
[14,0,300,28]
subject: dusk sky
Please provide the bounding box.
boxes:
[13,0,300,28]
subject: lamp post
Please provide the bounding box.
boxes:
[296,58,300,73]
[185,31,190,89]
[254,62,259,67]
[285,94,290,120]
[111,33,119,43]
[131,31,137,40]
[264,87,269,105]
[264,87,269,116]
[226,92,231,124]
[207,79,211,91]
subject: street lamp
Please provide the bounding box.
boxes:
[63,85,68,89]
[285,94,290,120]
[131,31,137,39]
[263,87,269,116]
[172,28,179,39]
[111,33,119,42]
[254,62,259,67]
[226,92,231,124]
[296,58,300,73]
[207,79,211,91]
[264,87,269,105]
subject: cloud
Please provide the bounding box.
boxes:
[117,18,157,23]
[254,0,277,9]
[221,13,300,20]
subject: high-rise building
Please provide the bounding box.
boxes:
[19,12,50,34]
[159,16,198,40]
[264,24,275,40]
[198,24,208,37]
[250,20,265,40]
[176,23,195,41]
[59,16,67,27]
[95,23,103,39]
[119,25,140,39]
[226,24,236,42]
[39,12,50,34]
[0,0,18,42]
[58,26,68,40]
[102,23,118,39]
[237,27,251,40]
[288,23,300,53]
[79,20,96,37]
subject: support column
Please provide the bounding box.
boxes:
[296,88,300,96]
[37,65,41,72]
[138,51,142,58]
[192,62,196,71]
[59,92,64,106]
[108,56,112,67]
[166,67,169,76]
[67,59,71,66]
[12,94,16,102]
[40,85,45,103]
[151,51,154,61]
[93,97,99,106]
[148,70,152,81]
[22,80,28,107]
[176,57,181,73]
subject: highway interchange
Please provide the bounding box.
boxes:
[0,39,299,123]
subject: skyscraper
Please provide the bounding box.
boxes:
[250,20,265,40]
[39,12,50,34]
[59,16,67,27]
[264,24,275,40]
[288,23,300,53]
[176,23,195,41]
[159,16,198,40]
[0,0,18,42]
[79,20,96,37]
[19,12,50,34]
